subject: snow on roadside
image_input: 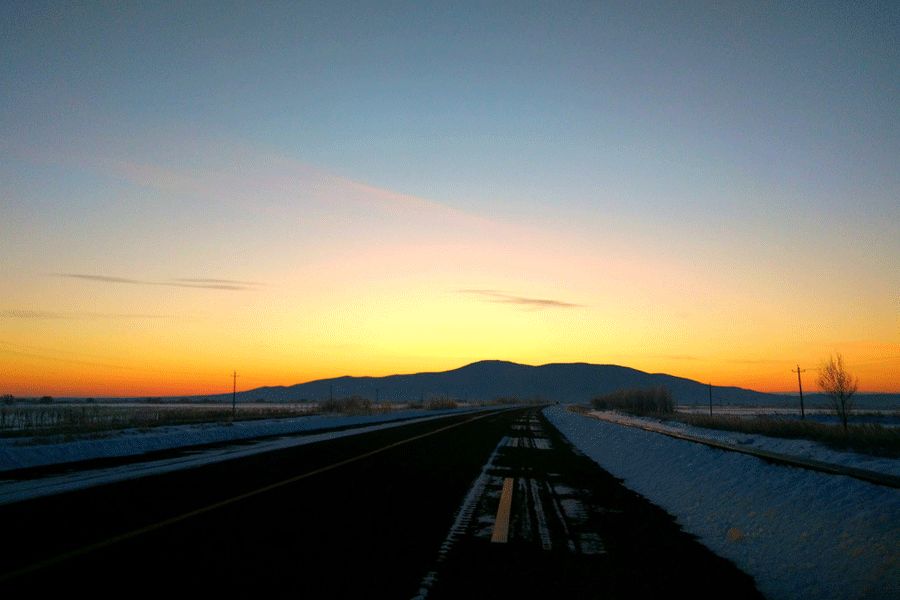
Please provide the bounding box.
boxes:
[0,408,473,473]
[545,406,900,600]
[0,410,489,506]
[0,408,486,506]
[589,410,900,478]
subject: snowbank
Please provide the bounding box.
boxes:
[590,410,899,478]
[0,408,484,505]
[0,408,472,473]
[545,406,900,600]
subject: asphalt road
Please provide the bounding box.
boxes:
[0,407,762,598]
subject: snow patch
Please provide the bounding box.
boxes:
[589,410,899,478]
[546,406,900,600]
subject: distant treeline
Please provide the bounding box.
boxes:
[591,387,674,415]
[2,394,55,405]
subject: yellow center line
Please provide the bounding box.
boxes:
[490,477,515,543]
[0,408,510,583]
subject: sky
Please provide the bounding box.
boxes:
[2,1,898,397]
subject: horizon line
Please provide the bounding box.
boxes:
[8,358,899,398]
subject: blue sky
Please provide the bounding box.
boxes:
[2,2,898,394]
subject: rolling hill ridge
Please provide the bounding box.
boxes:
[232,360,795,406]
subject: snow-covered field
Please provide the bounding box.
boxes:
[590,410,899,478]
[546,406,900,600]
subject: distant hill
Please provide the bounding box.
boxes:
[217,359,844,407]
[62,360,898,408]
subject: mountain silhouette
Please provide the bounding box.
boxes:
[229,360,792,406]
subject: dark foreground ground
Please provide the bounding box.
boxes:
[0,407,761,598]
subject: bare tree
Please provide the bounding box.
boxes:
[817,353,858,433]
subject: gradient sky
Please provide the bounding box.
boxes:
[2,2,898,397]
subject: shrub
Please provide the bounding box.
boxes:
[424,397,458,410]
[591,387,674,415]
[493,396,521,405]
[317,396,373,415]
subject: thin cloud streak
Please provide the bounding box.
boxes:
[165,282,249,291]
[76,146,492,228]
[174,278,264,286]
[460,289,582,309]
[726,358,789,365]
[59,274,144,285]
[56,273,260,291]
[0,340,203,377]
[653,354,701,361]
[1,310,172,320]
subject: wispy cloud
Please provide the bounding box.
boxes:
[166,281,252,291]
[459,289,582,309]
[81,143,487,226]
[173,278,264,286]
[60,274,144,285]
[654,354,700,361]
[726,358,788,365]
[0,340,196,376]
[56,273,261,291]
[1,309,172,320]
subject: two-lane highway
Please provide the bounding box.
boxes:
[0,407,762,598]
[1,408,519,596]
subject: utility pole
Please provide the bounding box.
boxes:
[792,365,807,419]
[708,383,713,416]
[232,370,238,420]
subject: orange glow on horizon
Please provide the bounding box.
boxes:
[4,347,898,399]
[4,8,899,404]
[3,140,897,399]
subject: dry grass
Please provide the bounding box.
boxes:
[424,397,458,410]
[316,396,401,415]
[669,413,900,458]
